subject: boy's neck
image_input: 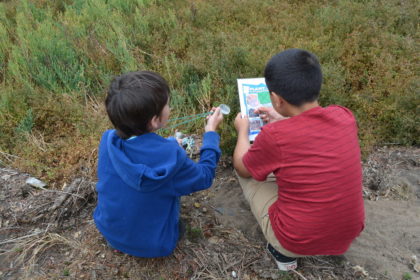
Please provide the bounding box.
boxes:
[286,101,319,117]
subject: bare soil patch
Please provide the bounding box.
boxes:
[0,146,419,280]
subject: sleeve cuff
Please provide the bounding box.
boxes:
[201,131,221,155]
[166,136,177,142]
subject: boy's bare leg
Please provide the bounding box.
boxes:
[236,174,304,258]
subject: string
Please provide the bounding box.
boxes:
[162,114,209,130]
[168,112,212,122]
[162,104,229,131]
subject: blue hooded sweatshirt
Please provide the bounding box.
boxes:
[93,130,221,257]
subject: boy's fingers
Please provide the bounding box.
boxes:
[235,113,248,122]
[255,106,269,114]
[213,108,221,118]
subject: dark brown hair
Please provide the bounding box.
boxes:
[105,71,170,139]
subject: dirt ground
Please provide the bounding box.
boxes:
[0,146,419,280]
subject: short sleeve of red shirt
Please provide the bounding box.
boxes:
[243,126,277,181]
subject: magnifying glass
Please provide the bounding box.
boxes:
[219,104,230,115]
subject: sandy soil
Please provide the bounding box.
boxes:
[346,200,420,279]
[0,146,419,280]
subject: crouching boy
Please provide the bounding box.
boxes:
[94,71,223,257]
[233,49,365,271]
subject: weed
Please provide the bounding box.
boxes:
[278,271,292,280]
[402,272,412,280]
[15,109,33,136]
[186,226,202,242]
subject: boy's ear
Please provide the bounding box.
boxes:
[270,92,282,109]
[149,115,161,131]
[278,95,287,106]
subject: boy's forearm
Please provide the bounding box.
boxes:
[233,130,251,178]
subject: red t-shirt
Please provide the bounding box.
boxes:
[243,105,365,255]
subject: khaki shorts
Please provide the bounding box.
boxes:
[236,174,304,258]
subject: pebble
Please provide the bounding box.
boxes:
[232,271,237,278]
[353,265,368,277]
[208,236,220,244]
[194,202,201,208]
[202,207,207,213]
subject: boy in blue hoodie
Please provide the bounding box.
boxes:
[93,71,223,257]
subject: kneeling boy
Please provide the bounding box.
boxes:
[233,49,365,271]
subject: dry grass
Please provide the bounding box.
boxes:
[7,232,81,279]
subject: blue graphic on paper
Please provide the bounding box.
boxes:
[242,83,271,135]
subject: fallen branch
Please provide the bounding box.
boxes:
[49,179,85,212]
[291,269,309,280]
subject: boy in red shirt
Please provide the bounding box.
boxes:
[233,49,365,271]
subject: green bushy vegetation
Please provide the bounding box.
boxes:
[0,0,418,182]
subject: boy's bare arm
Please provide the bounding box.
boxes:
[233,113,252,178]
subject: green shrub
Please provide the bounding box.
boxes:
[15,108,33,135]
[8,1,86,93]
[0,0,418,181]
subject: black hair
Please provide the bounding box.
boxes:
[105,71,170,139]
[264,48,322,106]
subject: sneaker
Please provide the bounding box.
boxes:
[267,243,298,271]
[106,241,122,254]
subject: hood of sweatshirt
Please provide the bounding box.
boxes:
[106,130,186,192]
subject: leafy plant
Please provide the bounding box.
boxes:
[402,272,412,280]
[186,226,202,242]
[0,0,417,181]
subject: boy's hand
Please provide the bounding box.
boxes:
[234,113,249,134]
[205,107,223,132]
[254,106,288,123]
